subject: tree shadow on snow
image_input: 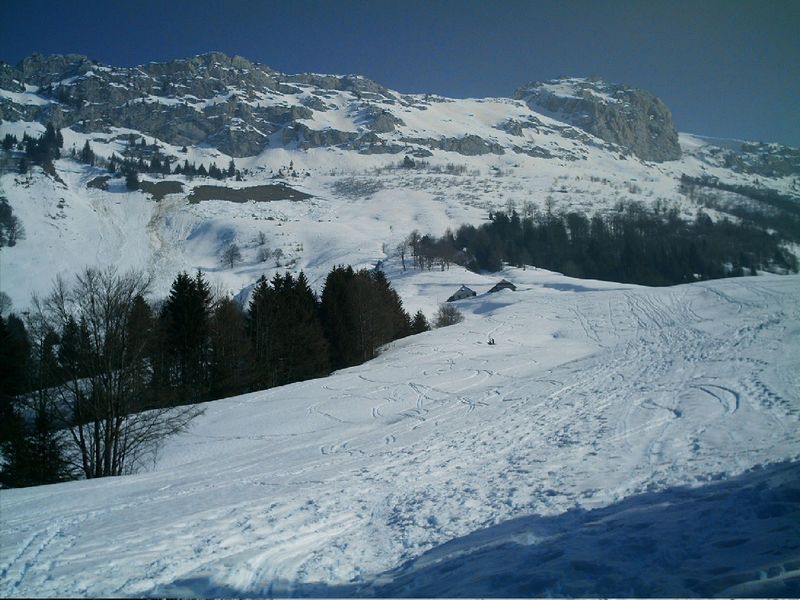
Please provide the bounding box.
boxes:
[162,460,800,598]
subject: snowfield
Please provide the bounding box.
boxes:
[1,267,799,597]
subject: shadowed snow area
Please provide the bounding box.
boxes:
[1,269,799,597]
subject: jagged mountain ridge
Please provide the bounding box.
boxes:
[1,52,679,162]
[2,52,798,173]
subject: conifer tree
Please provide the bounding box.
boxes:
[411,310,430,334]
[80,140,95,166]
[209,297,253,398]
[125,169,140,190]
[247,275,273,389]
[2,133,16,152]
[320,265,357,369]
[247,272,329,389]
[160,271,212,402]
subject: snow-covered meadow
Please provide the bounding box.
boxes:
[1,266,798,597]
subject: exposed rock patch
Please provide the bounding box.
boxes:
[514,77,681,162]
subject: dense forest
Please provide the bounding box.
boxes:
[404,202,797,285]
[0,266,430,488]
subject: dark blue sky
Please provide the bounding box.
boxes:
[2,0,798,145]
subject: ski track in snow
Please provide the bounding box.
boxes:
[1,271,799,597]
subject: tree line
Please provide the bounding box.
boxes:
[3,126,241,184]
[680,174,800,243]
[402,201,797,286]
[0,265,430,488]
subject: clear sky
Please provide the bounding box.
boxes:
[2,0,798,146]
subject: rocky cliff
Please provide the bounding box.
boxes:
[513,77,681,162]
[0,53,403,157]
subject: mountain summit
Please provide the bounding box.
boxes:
[513,77,681,162]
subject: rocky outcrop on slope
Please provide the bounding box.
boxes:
[513,77,681,162]
[401,134,505,156]
[0,53,402,157]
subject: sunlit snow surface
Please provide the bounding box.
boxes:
[1,267,799,597]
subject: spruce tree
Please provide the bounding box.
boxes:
[281,272,329,384]
[247,275,275,389]
[80,140,95,166]
[320,265,357,369]
[411,310,430,334]
[125,169,140,191]
[209,297,253,398]
[160,271,212,402]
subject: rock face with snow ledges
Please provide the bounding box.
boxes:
[514,77,682,162]
[0,53,402,157]
[2,53,686,162]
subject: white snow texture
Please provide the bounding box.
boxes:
[1,266,798,597]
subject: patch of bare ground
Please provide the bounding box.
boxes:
[187,184,311,204]
[87,175,111,190]
[139,180,184,201]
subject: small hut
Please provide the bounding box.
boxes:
[487,279,516,294]
[446,285,477,302]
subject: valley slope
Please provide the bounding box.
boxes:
[1,266,799,597]
[1,54,799,310]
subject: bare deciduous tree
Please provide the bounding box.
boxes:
[256,246,271,263]
[32,267,202,478]
[396,239,408,271]
[220,242,242,268]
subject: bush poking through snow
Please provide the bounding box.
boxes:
[434,303,464,328]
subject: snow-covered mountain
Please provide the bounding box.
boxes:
[1,53,799,597]
[1,53,684,160]
[1,53,798,312]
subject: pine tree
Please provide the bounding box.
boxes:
[2,133,16,152]
[411,310,430,334]
[80,140,95,166]
[125,169,140,190]
[280,272,329,385]
[0,395,30,488]
[0,314,33,488]
[160,271,212,402]
[247,276,274,389]
[320,265,357,369]
[0,314,30,396]
[209,297,253,398]
[247,272,329,389]
[320,266,410,369]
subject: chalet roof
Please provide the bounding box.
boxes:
[446,285,477,302]
[487,279,516,293]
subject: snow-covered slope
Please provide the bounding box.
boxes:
[2,54,799,311]
[2,126,797,314]
[2,267,798,597]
